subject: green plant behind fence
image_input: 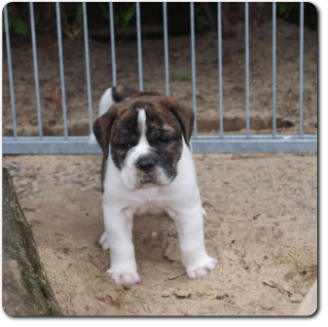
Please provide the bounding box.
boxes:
[3,16,29,36]
[98,2,136,37]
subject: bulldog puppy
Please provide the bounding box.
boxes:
[93,85,218,285]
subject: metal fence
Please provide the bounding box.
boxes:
[3,2,317,154]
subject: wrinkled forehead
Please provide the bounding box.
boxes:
[144,103,180,134]
[112,100,180,135]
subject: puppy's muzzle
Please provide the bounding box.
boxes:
[136,157,156,173]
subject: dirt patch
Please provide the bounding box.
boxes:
[3,153,317,316]
[3,19,317,137]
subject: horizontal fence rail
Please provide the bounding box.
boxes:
[3,135,317,154]
[3,2,317,154]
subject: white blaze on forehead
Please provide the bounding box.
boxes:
[121,108,151,189]
[137,108,147,131]
[136,109,149,150]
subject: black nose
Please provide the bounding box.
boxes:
[136,157,156,172]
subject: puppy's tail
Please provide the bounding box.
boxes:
[89,133,97,145]
[89,87,116,145]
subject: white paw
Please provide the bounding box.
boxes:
[99,232,109,250]
[107,267,141,285]
[186,256,218,280]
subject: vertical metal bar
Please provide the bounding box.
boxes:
[4,5,18,139]
[56,2,68,139]
[272,2,277,137]
[136,2,143,91]
[83,2,93,134]
[245,2,250,137]
[299,2,304,137]
[163,2,170,95]
[30,2,43,139]
[218,2,224,138]
[190,2,197,137]
[109,2,117,86]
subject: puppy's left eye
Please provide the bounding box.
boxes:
[159,135,172,145]
[118,142,131,150]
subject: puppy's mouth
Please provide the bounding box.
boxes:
[121,165,175,190]
[134,182,159,189]
[134,170,163,189]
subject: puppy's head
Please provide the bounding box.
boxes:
[93,91,193,190]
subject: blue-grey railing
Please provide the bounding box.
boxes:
[56,2,68,139]
[29,2,43,139]
[272,2,277,138]
[3,2,316,154]
[4,5,17,139]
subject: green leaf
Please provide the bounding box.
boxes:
[11,18,29,36]
[278,3,289,15]
[98,2,109,20]
[124,4,136,23]
[76,3,83,27]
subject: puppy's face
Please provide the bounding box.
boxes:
[94,92,193,190]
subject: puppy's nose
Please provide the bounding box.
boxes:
[136,157,156,172]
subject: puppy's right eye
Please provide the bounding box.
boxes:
[159,135,172,146]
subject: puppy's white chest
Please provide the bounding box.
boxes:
[129,187,168,216]
[135,187,160,203]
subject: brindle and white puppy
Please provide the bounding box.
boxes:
[93,85,218,285]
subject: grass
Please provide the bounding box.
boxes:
[202,58,218,65]
[170,73,192,81]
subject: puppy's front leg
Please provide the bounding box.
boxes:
[171,206,218,279]
[101,204,141,285]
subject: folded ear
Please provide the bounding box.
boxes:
[112,85,140,102]
[93,109,117,158]
[168,101,194,147]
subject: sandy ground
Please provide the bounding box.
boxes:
[3,153,317,316]
[3,19,317,137]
